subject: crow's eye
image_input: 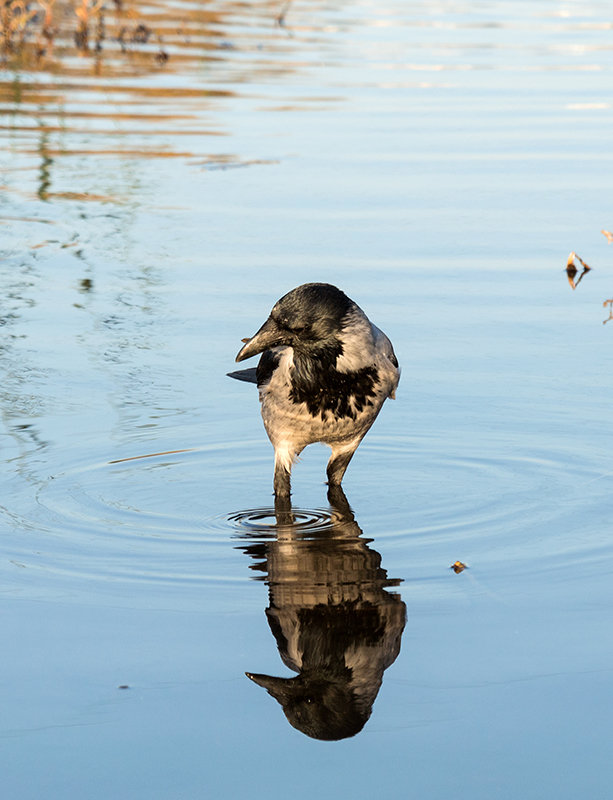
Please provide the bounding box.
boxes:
[273,314,292,332]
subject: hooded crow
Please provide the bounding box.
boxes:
[228,283,400,496]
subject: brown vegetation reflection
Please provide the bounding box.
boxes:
[0,0,304,168]
[236,487,406,741]
[0,0,288,68]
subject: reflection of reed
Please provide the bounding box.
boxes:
[1,0,157,64]
[0,0,313,176]
[36,123,52,200]
[0,0,288,70]
[0,0,37,57]
[237,487,406,741]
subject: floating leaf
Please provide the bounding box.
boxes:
[450,561,467,574]
[566,251,591,290]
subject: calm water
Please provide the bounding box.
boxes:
[1,1,613,797]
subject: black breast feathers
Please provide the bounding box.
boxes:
[289,351,378,421]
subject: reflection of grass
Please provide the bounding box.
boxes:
[37,122,52,201]
[0,0,167,67]
[1,1,39,56]
[2,0,291,74]
[74,0,105,52]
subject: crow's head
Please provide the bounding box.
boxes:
[235,283,354,363]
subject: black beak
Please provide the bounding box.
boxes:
[245,672,297,701]
[235,316,284,362]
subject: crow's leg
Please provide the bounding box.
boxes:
[273,461,291,497]
[326,443,359,487]
[273,443,299,497]
[274,492,293,525]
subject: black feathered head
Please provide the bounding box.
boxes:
[235,283,354,362]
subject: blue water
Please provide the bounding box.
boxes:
[1,1,612,797]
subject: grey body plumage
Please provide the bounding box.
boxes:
[228,283,400,496]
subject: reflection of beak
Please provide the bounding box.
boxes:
[245,672,295,701]
[235,316,283,362]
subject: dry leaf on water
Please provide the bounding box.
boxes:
[566,251,591,290]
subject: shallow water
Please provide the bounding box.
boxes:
[1,1,613,797]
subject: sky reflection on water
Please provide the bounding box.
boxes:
[1,1,613,798]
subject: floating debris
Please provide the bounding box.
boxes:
[566,251,591,290]
[603,299,613,326]
[117,684,130,690]
[601,230,613,244]
[450,561,467,574]
[108,448,195,464]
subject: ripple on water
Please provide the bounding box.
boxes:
[355,433,613,580]
[13,442,271,592]
[4,432,612,596]
[225,507,334,537]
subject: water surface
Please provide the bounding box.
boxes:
[1,1,612,798]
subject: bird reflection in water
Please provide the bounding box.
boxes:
[236,487,406,741]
